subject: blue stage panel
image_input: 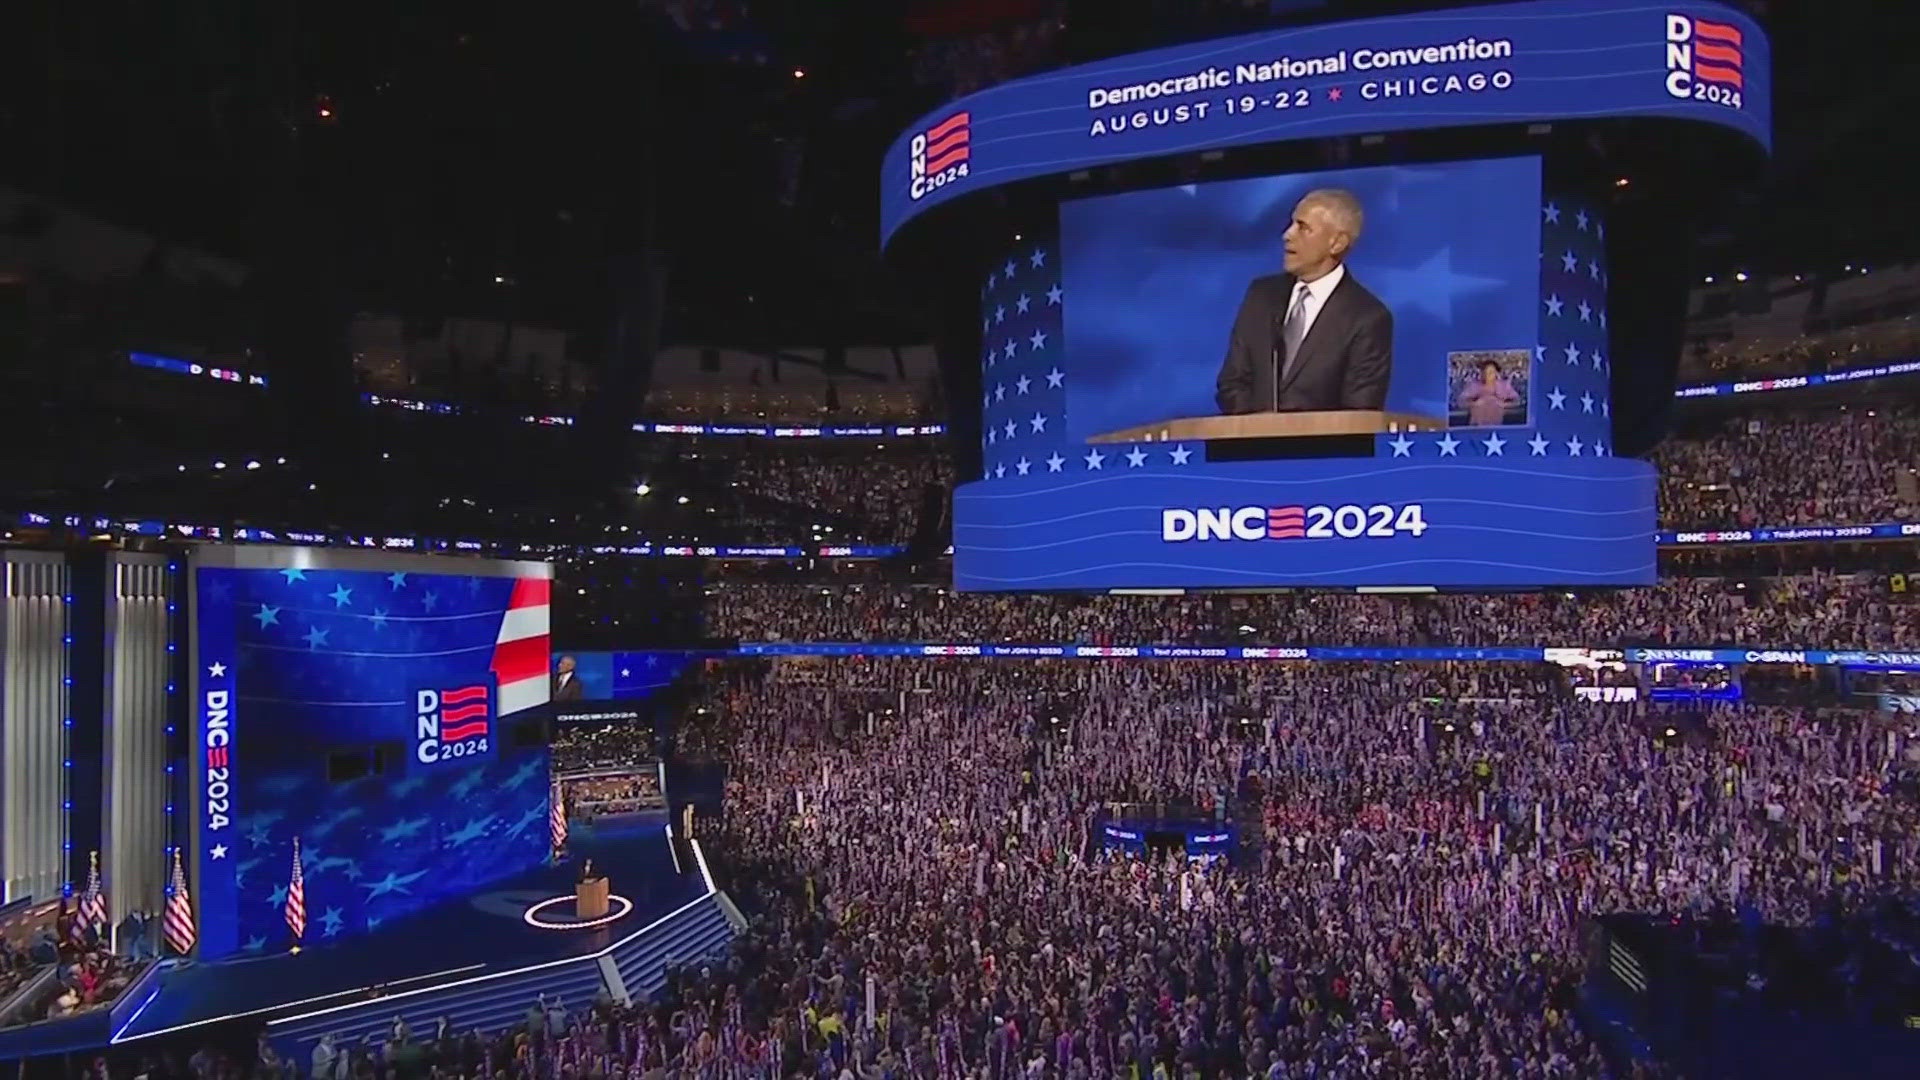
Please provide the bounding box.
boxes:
[190,550,554,960]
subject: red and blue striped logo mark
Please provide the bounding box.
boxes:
[1665,14,1744,105]
[438,685,490,743]
[909,112,971,201]
[1267,506,1306,539]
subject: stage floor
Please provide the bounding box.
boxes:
[119,818,702,1041]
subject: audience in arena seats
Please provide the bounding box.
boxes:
[729,451,952,546]
[681,659,1916,1078]
[105,659,1914,1079]
[1655,405,1920,530]
[703,574,1920,649]
[1678,318,1920,383]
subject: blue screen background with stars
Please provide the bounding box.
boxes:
[1057,157,1539,440]
[960,158,1654,590]
[192,565,550,959]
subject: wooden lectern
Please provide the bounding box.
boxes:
[575,876,609,920]
[1088,410,1446,444]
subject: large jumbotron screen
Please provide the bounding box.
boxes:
[889,0,1771,591]
[961,156,1643,590]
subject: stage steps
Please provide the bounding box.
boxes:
[609,890,735,1001]
[266,893,736,1064]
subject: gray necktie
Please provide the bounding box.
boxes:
[1281,282,1311,377]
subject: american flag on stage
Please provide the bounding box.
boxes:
[80,850,107,932]
[285,836,306,942]
[164,849,196,955]
[549,783,567,854]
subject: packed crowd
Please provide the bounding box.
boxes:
[565,772,666,819]
[1679,317,1920,383]
[661,659,1920,1078]
[1655,406,1920,530]
[554,722,665,774]
[704,573,1920,650]
[728,452,952,546]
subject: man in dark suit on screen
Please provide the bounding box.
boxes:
[1215,189,1394,414]
[552,655,583,702]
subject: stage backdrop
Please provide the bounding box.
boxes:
[189,548,552,959]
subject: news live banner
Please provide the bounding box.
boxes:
[881,0,1769,244]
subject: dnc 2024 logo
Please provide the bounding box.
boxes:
[414,683,492,763]
[1664,13,1745,109]
[909,111,970,202]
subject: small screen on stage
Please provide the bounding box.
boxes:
[956,155,1656,591]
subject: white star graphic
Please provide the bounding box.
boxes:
[1589,260,1601,279]
[1544,295,1563,317]
[1030,248,1046,268]
[1577,300,1592,322]
[994,383,1005,402]
[208,661,227,678]
[986,272,996,289]
[1563,343,1582,364]
[1046,283,1063,305]
[1566,436,1585,456]
[994,463,1006,479]
[1528,434,1550,456]
[1084,448,1106,470]
[1594,441,1607,457]
[986,428,997,445]
[1028,329,1048,350]
[1045,453,1066,473]
[994,305,1005,324]
[1560,251,1578,273]
[1045,367,1064,388]
[1015,457,1032,476]
[1543,202,1561,224]
[1592,350,1605,371]
[1599,311,1607,329]
[1015,375,1031,395]
[1003,419,1017,439]
[1004,259,1016,278]
[1030,413,1047,433]
[1534,345,1546,363]
[1481,433,1506,456]
[1436,433,1460,457]
[1602,399,1610,417]
[1004,337,1017,357]
[1169,445,1192,465]
[1015,293,1031,314]
[1575,209,1589,231]
[1125,447,1148,467]
[1547,387,1566,410]
[1389,434,1413,457]
[1580,392,1594,413]
[210,844,228,860]
[621,669,631,678]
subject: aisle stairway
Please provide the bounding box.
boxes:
[266,893,735,1063]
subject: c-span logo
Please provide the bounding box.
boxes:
[1664,14,1744,109]
[415,683,492,764]
[909,111,970,202]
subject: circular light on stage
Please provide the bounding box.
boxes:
[522,893,634,930]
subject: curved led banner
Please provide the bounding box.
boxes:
[880,0,1769,245]
[732,643,1905,668]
